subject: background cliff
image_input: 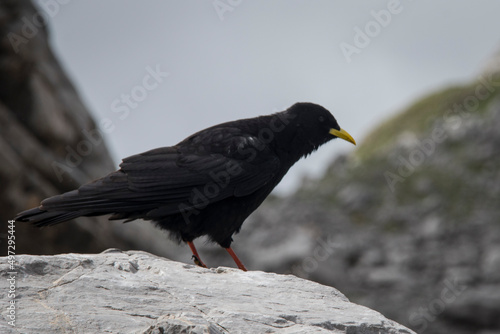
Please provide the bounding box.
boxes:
[0,0,140,255]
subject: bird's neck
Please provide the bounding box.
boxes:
[265,113,321,166]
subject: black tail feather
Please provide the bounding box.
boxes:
[15,208,83,227]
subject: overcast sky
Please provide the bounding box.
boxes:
[36,0,500,194]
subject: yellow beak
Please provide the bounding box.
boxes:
[329,128,356,145]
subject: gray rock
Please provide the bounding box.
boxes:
[443,286,500,329]
[0,250,414,334]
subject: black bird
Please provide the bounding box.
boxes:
[16,102,355,271]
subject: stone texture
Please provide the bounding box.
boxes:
[0,250,414,334]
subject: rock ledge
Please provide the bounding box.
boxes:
[1,250,414,333]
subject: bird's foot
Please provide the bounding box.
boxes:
[187,241,208,268]
[191,255,208,268]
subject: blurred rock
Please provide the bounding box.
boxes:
[0,0,162,256]
[443,286,500,329]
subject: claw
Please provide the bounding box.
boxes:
[191,254,207,268]
[187,241,208,268]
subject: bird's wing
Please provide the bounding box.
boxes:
[41,127,280,217]
[120,127,281,217]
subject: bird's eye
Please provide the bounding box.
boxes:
[318,116,325,122]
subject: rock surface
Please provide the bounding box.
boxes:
[0,250,414,334]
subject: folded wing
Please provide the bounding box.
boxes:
[38,127,280,220]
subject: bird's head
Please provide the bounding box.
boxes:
[282,103,356,157]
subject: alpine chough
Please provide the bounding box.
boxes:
[16,102,356,271]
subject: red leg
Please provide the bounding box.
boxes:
[187,241,207,268]
[225,247,247,271]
